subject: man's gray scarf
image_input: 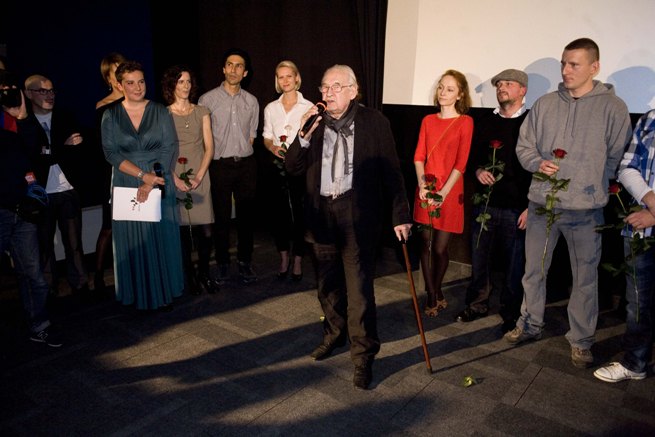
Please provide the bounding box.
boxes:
[323,101,359,182]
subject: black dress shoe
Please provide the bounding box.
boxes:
[158,303,174,313]
[455,307,488,323]
[353,361,373,390]
[198,274,219,294]
[310,339,346,361]
[237,261,257,284]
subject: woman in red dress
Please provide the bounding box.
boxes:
[413,69,473,317]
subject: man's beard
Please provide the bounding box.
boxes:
[498,95,516,108]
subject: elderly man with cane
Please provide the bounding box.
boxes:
[285,64,412,389]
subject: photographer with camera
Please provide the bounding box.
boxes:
[0,70,62,347]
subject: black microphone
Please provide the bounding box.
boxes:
[153,162,165,198]
[299,100,327,138]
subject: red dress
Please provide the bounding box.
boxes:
[413,113,473,233]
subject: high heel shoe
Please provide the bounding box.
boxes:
[290,257,302,281]
[277,260,293,281]
[291,271,303,281]
[424,299,447,318]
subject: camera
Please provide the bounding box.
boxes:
[0,87,22,108]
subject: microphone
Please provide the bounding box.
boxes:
[153,162,165,198]
[299,100,327,138]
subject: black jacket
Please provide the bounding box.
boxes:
[0,115,40,210]
[28,109,83,189]
[285,105,411,245]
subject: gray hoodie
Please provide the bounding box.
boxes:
[516,80,632,210]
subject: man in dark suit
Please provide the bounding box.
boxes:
[25,74,88,296]
[285,64,412,390]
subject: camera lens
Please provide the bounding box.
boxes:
[0,88,22,108]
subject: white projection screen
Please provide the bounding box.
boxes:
[384,0,655,113]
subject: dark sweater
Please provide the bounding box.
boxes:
[467,110,531,210]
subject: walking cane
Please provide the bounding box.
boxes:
[401,239,432,374]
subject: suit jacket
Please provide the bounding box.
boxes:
[28,108,83,188]
[285,104,410,245]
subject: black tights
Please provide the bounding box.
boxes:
[419,228,451,307]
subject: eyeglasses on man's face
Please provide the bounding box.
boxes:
[28,88,56,96]
[318,83,353,94]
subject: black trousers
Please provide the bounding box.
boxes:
[38,189,87,290]
[209,156,257,264]
[313,192,379,365]
[270,172,306,257]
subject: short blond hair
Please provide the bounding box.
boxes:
[275,60,302,93]
[25,74,50,90]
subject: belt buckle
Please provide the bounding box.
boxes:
[233,156,241,162]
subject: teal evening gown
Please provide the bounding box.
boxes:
[101,101,184,310]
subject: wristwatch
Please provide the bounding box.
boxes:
[137,170,145,180]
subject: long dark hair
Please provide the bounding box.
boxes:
[161,65,198,104]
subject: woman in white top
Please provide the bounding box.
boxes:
[263,60,313,280]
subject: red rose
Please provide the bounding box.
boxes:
[280,135,288,143]
[490,140,503,149]
[552,148,567,159]
[608,183,621,194]
[424,174,437,184]
[178,157,188,165]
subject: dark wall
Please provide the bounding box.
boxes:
[4,0,155,129]
[4,0,155,206]
[149,0,365,130]
[3,0,372,208]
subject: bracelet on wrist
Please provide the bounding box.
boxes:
[137,170,145,180]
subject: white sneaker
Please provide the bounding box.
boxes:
[593,362,646,383]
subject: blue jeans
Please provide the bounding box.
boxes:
[519,203,602,349]
[467,205,525,321]
[0,208,50,333]
[621,239,654,373]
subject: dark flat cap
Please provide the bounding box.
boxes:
[491,69,528,87]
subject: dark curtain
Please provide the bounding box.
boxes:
[150,0,391,243]
[356,0,388,111]
[150,0,388,115]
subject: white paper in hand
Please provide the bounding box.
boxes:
[112,187,162,222]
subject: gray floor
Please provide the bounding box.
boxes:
[0,235,653,436]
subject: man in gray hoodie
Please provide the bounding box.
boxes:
[505,38,632,368]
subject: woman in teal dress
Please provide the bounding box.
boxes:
[101,60,184,310]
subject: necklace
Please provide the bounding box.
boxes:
[171,104,192,129]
